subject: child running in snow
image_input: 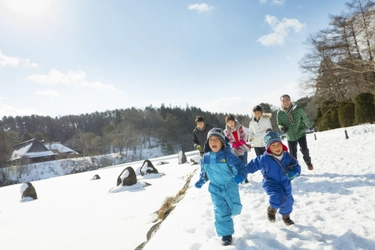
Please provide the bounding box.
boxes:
[224,114,252,183]
[245,130,301,226]
[194,128,248,246]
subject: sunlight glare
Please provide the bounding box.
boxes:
[1,0,53,18]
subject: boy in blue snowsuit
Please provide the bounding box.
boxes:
[195,128,247,246]
[245,130,301,225]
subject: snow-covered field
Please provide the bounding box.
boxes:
[1,124,375,250]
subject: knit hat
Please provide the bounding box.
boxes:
[264,131,283,151]
[203,127,228,153]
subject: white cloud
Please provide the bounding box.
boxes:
[24,58,38,68]
[36,90,59,97]
[0,50,21,66]
[26,68,119,91]
[188,3,215,13]
[260,0,285,4]
[0,102,35,117]
[0,50,38,68]
[257,15,305,46]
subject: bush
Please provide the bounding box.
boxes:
[355,93,375,124]
[316,101,340,131]
[338,101,355,127]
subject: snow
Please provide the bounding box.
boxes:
[19,182,28,193]
[44,142,78,154]
[1,124,375,250]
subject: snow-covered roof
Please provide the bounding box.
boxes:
[11,145,56,160]
[44,142,78,154]
[10,138,57,161]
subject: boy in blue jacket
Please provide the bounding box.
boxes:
[195,128,247,246]
[245,130,301,226]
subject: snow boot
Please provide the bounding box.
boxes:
[221,235,232,246]
[267,206,277,223]
[307,163,313,170]
[282,214,295,226]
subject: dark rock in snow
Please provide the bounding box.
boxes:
[178,151,187,164]
[20,182,38,201]
[140,160,159,176]
[90,174,101,180]
[116,167,137,186]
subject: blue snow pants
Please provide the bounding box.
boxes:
[264,180,294,215]
[208,181,242,237]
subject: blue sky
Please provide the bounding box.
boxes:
[0,0,348,118]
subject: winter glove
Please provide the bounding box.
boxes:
[287,171,297,180]
[309,122,315,130]
[234,174,245,184]
[194,179,205,188]
[281,126,289,133]
[196,145,201,151]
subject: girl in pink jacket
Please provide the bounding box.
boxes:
[224,114,251,183]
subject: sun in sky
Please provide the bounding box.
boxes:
[0,0,56,20]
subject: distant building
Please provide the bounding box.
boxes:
[9,138,57,165]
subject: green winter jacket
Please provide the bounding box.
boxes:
[276,104,313,142]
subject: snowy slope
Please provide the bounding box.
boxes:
[1,125,375,250]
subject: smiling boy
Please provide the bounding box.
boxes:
[194,128,247,246]
[245,130,301,226]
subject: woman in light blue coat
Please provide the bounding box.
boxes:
[195,128,247,246]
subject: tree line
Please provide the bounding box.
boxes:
[0,104,254,168]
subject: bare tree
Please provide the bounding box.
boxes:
[300,0,375,106]
[109,122,140,156]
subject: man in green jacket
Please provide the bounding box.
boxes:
[276,94,314,170]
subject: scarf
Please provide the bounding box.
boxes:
[284,105,294,124]
[197,124,206,131]
[231,130,241,146]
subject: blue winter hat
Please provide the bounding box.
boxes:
[264,131,282,150]
[204,127,228,152]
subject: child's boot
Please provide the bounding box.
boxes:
[282,214,295,226]
[221,235,232,246]
[267,206,277,223]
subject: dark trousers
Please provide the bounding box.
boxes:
[287,135,311,164]
[238,151,248,182]
[254,147,266,157]
[238,151,248,164]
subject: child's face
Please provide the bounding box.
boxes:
[196,121,205,129]
[208,135,223,153]
[227,120,235,130]
[269,142,283,155]
[253,111,262,120]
